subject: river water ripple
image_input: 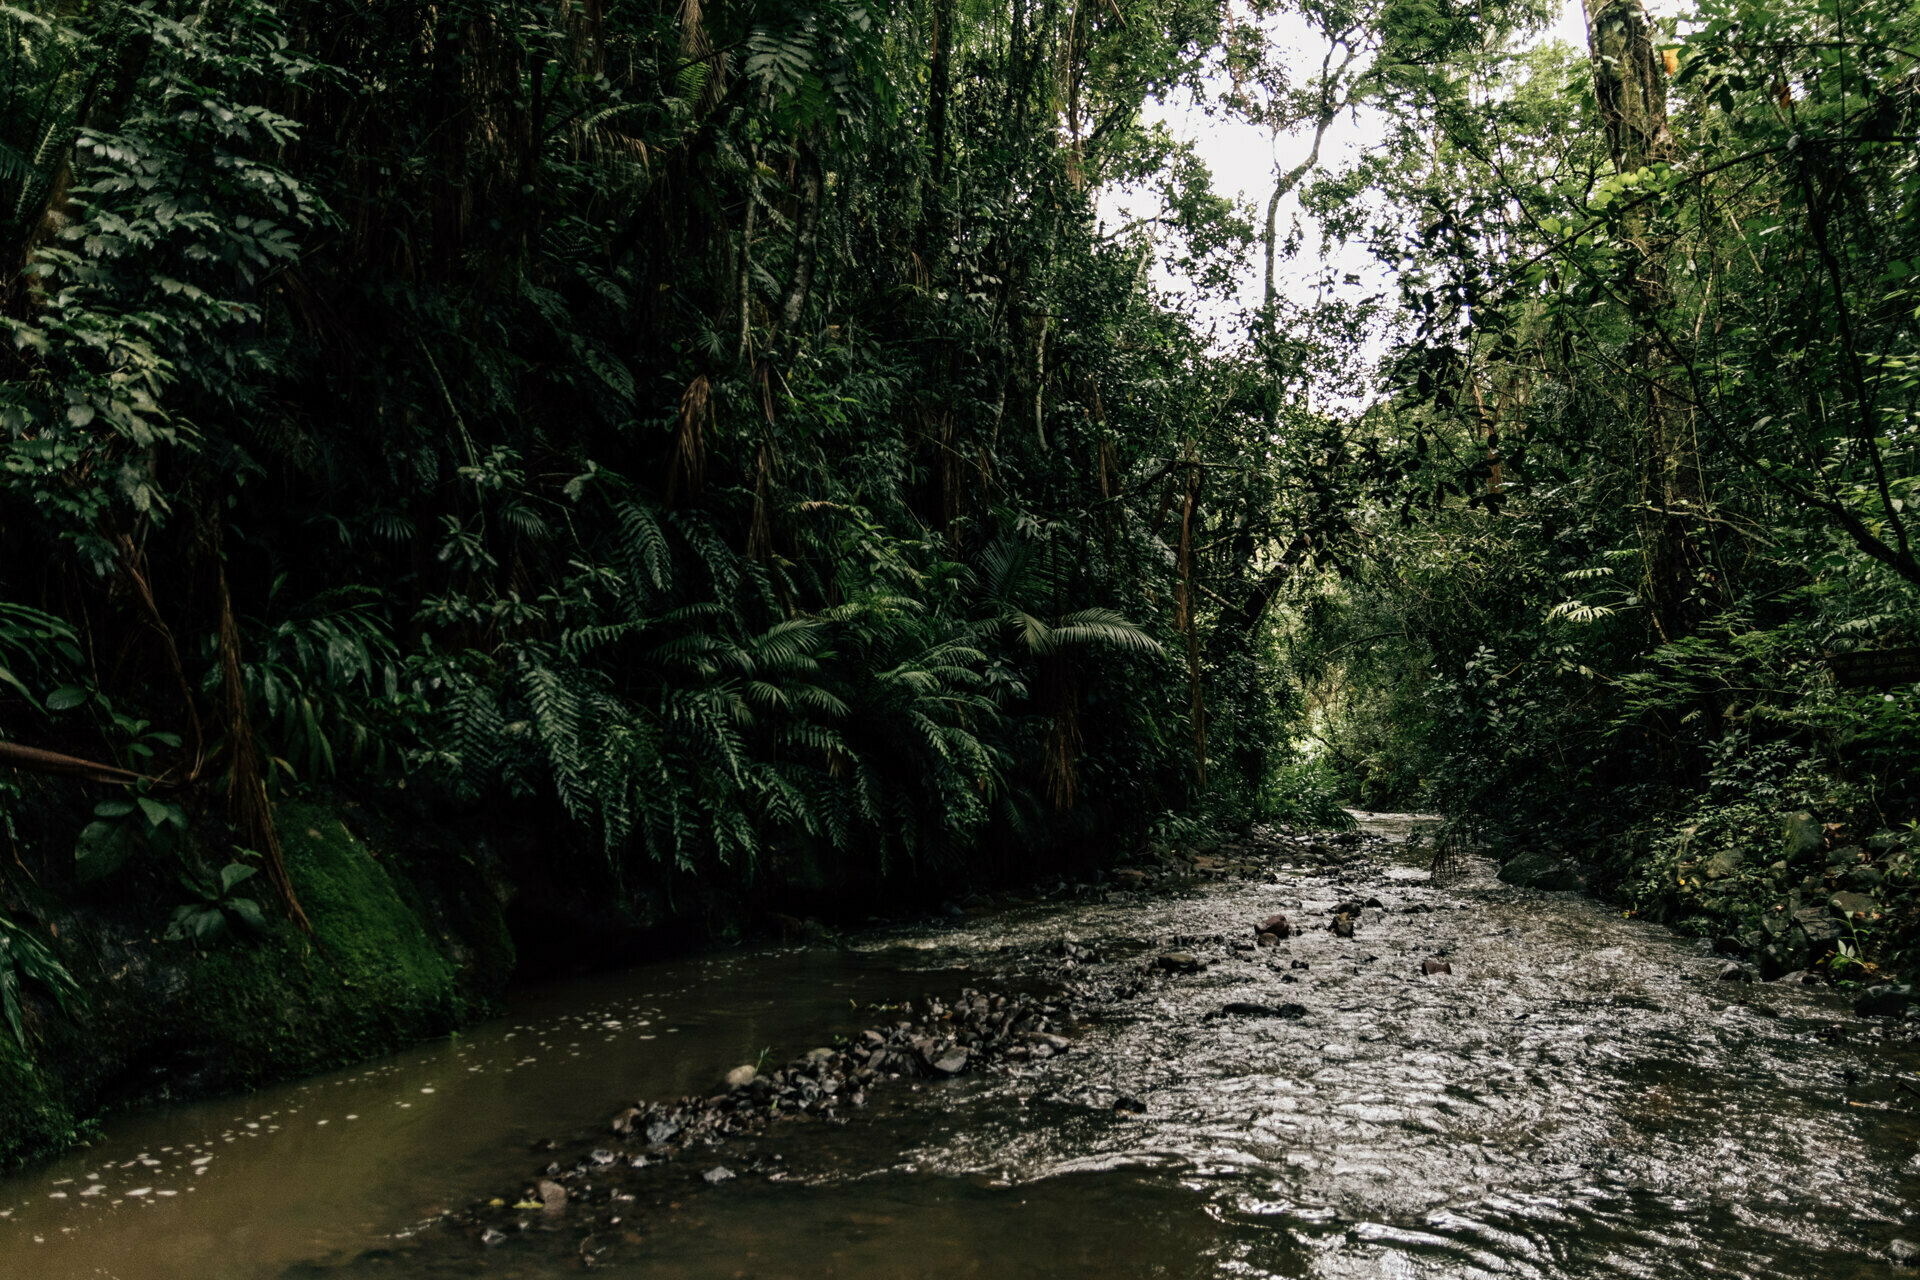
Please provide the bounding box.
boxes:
[4,813,1917,1279]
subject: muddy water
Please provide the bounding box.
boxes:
[5,814,1919,1279]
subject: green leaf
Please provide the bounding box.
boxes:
[74,820,137,881]
[226,898,268,933]
[46,685,89,711]
[218,863,258,894]
[137,796,172,829]
[93,800,135,819]
[0,664,37,706]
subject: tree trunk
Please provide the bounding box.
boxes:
[777,141,823,336]
[1585,0,1708,642]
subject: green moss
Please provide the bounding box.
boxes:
[0,1037,84,1167]
[173,802,469,1084]
[0,798,507,1169]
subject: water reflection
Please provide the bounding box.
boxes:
[3,814,1916,1280]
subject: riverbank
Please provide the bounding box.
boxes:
[0,781,1156,1172]
[0,800,515,1169]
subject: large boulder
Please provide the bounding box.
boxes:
[1704,847,1744,879]
[1829,890,1876,921]
[1791,907,1841,947]
[1498,850,1585,891]
[1855,984,1914,1019]
[1781,811,1823,858]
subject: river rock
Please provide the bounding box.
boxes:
[1891,1239,1919,1267]
[1291,959,1310,970]
[645,1117,681,1145]
[481,1227,508,1246]
[1855,984,1914,1019]
[1113,1095,1147,1114]
[703,1166,736,1184]
[1829,891,1876,920]
[537,1179,567,1212]
[1717,961,1755,983]
[1157,952,1203,974]
[1420,959,1452,976]
[1022,1031,1072,1051]
[1218,1001,1307,1019]
[1498,850,1585,891]
[725,1065,758,1090]
[1782,810,1823,858]
[931,1048,970,1075]
[1255,913,1291,939]
[1790,906,1839,946]
[1256,931,1283,948]
[1331,914,1355,938]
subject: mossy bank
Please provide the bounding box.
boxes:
[0,801,515,1169]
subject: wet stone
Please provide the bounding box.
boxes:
[1830,891,1876,919]
[1255,913,1291,939]
[702,1166,736,1185]
[1892,1239,1920,1267]
[1421,959,1452,976]
[1217,1002,1308,1019]
[1856,984,1915,1018]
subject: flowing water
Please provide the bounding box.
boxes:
[4,814,1918,1280]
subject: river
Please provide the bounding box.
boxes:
[3,814,1917,1279]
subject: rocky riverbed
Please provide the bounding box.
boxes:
[354,814,1920,1278]
[9,813,1920,1280]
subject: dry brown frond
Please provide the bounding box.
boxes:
[664,373,712,505]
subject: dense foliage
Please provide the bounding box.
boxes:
[0,0,1396,971]
[4,0,1915,1053]
[1297,0,1920,982]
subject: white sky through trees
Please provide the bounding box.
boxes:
[1097,0,1593,404]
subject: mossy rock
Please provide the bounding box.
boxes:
[172,803,471,1084]
[0,799,504,1168]
[1499,850,1586,892]
[0,1038,86,1164]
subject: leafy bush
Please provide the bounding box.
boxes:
[1264,758,1358,832]
[0,916,84,1050]
[166,863,270,946]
